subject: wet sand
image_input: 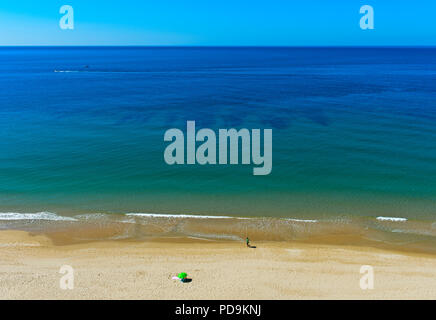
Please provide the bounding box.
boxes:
[0,230,435,299]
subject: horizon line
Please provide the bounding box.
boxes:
[1,45,436,48]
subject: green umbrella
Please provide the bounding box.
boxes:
[178,272,187,279]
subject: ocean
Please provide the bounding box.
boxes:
[1,47,436,251]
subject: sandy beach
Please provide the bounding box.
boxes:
[0,230,435,300]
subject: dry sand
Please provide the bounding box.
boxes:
[0,230,435,299]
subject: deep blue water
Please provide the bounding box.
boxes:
[1,47,436,221]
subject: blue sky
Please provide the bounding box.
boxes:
[0,0,435,45]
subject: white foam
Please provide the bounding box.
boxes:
[187,236,215,241]
[73,213,109,220]
[391,229,435,236]
[0,212,77,221]
[187,232,242,241]
[286,218,318,223]
[376,216,408,222]
[126,213,250,219]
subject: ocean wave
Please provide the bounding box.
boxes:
[0,212,411,225]
[0,212,77,221]
[126,213,250,219]
[187,232,243,241]
[376,216,408,222]
[391,229,436,237]
[73,213,110,220]
[285,218,318,223]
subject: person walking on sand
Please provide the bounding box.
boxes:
[246,237,250,248]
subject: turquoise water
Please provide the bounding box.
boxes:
[1,47,436,225]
